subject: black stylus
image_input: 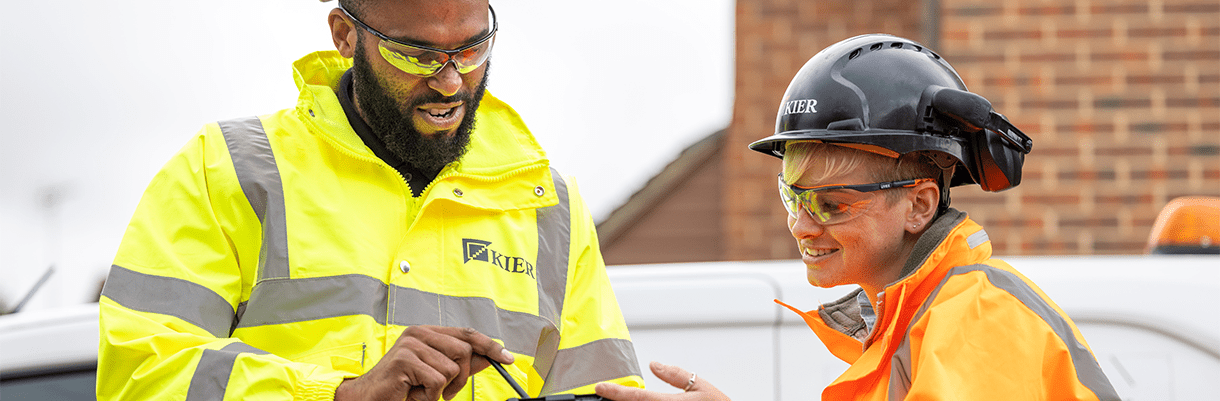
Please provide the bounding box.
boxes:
[485,355,529,399]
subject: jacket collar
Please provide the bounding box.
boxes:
[886,209,992,292]
[777,208,995,363]
[290,51,558,211]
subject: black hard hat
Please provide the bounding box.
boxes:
[749,34,1033,192]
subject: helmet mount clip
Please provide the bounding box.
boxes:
[916,85,1034,192]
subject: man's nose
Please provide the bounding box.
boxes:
[427,61,463,97]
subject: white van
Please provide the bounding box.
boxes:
[614,256,1220,400]
[0,302,98,399]
[2,255,1217,400]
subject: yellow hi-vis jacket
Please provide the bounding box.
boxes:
[779,210,1120,400]
[99,51,643,401]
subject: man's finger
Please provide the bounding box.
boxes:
[404,366,447,401]
[411,344,464,396]
[442,382,463,401]
[437,326,515,365]
[399,326,512,399]
[440,361,471,401]
[414,327,479,399]
[410,327,475,362]
[419,327,509,377]
[390,336,460,401]
[407,386,429,401]
[469,354,492,375]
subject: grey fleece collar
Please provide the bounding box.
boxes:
[892,208,968,285]
[815,208,968,341]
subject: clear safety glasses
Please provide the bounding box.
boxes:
[338,4,497,77]
[778,174,934,225]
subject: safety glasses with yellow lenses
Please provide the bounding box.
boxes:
[778,174,934,225]
[338,4,497,77]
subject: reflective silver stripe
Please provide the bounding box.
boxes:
[536,168,571,324]
[889,265,1120,400]
[890,335,913,399]
[238,278,558,360]
[185,342,269,401]
[536,168,571,325]
[533,167,571,377]
[538,338,642,396]
[525,173,643,392]
[966,229,990,249]
[108,262,561,359]
[236,274,389,328]
[389,285,556,358]
[101,264,235,338]
[219,117,290,281]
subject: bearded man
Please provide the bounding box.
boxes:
[97,1,644,400]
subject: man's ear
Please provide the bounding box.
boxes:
[906,181,940,234]
[328,8,358,58]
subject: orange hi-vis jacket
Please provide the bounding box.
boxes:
[779,209,1120,400]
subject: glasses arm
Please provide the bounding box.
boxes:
[781,174,933,194]
[337,4,498,55]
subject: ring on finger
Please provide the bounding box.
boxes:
[683,373,697,392]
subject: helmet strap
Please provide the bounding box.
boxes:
[937,167,953,216]
[918,152,956,217]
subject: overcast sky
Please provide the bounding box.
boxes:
[0,0,734,311]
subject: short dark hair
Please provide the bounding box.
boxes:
[337,0,369,21]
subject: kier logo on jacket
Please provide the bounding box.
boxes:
[463,238,536,279]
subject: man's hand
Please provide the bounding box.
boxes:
[334,326,514,401]
[595,361,730,401]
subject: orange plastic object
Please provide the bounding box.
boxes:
[1145,196,1220,254]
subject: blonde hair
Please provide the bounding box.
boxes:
[782,141,945,203]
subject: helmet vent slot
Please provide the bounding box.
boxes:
[890,42,904,49]
[870,43,884,51]
[849,48,862,60]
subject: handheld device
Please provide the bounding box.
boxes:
[484,356,611,401]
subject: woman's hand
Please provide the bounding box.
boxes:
[595,361,730,401]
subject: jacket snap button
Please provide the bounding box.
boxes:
[399,260,410,273]
[308,109,315,117]
[534,186,545,197]
[453,188,464,197]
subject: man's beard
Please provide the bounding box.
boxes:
[351,43,489,174]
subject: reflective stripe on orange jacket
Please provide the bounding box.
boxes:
[779,209,1119,400]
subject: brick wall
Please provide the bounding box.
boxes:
[940,0,1220,254]
[724,0,1220,259]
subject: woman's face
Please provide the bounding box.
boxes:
[787,164,914,292]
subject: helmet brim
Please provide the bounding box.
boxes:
[749,129,963,158]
